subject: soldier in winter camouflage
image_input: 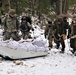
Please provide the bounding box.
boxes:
[3,9,20,41]
[44,20,54,50]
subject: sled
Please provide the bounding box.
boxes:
[0,46,48,60]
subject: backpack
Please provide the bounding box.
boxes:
[26,16,32,25]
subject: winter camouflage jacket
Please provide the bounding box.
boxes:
[3,15,19,32]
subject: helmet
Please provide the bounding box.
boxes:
[21,16,27,20]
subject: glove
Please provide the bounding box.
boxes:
[52,36,54,38]
[32,28,34,31]
[2,31,5,36]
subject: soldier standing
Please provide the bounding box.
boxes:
[54,18,66,53]
[70,20,76,55]
[44,20,54,50]
[3,9,20,41]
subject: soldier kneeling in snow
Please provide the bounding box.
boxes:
[20,16,34,39]
[70,20,76,55]
[3,9,20,41]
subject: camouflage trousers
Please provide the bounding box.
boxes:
[3,31,20,41]
[48,36,53,48]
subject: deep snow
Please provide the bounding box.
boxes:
[0,46,76,75]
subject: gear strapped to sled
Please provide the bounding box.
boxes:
[0,38,48,60]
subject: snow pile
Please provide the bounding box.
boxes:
[0,24,49,52]
[0,38,49,51]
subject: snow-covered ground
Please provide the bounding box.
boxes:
[0,18,76,75]
[0,44,76,75]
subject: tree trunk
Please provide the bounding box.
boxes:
[56,0,60,15]
[60,0,62,14]
[6,0,11,9]
[4,0,11,13]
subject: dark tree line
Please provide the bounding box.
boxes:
[0,0,76,16]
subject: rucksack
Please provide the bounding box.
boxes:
[26,16,32,25]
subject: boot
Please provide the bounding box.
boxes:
[56,44,60,49]
[70,48,75,54]
[60,48,64,53]
[48,46,52,50]
[60,51,64,53]
[70,50,75,54]
[49,47,51,50]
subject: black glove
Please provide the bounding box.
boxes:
[2,31,5,36]
[32,28,34,31]
[52,36,54,38]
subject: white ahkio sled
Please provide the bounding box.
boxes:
[0,46,48,60]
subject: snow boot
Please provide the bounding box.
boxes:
[70,48,75,54]
[55,44,60,49]
[60,48,64,53]
[70,50,75,54]
[60,51,64,53]
[49,47,51,50]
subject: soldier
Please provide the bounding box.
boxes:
[20,16,34,39]
[44,20,54,50]
[3,9,20,41]
[53,18,66,53]
[70,20,76,55]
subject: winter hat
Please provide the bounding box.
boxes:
[8,9,15,15]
